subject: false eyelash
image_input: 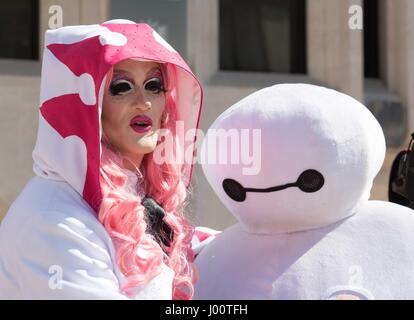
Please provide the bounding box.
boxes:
[109,79,134,96]
[144,78,166,94]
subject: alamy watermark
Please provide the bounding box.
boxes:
[349,4,363,30]
[324,265,375,300]
[271,264,374,299]
[48,5,63,29]
[48,264,63,290]
[152,121,262,176]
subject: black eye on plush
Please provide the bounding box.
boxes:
[223,169,325,202]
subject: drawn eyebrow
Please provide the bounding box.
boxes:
[113,66,161,77]
[113,68,131,74]
[146,67,162,78]
[114,66,161,74]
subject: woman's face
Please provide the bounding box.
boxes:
[102,59,166,167]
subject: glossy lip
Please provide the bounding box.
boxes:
[129,115,153,133]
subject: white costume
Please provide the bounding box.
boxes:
[194,84,414,300]
[0,20,202,299]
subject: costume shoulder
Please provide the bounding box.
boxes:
[0,177,127,299]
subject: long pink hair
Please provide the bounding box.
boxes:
[98,62,196,299]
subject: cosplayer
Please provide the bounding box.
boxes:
[194,84,414,300]
[0,19,203,299]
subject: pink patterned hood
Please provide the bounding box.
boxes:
[32,20,203,213]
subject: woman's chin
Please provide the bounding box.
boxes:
[131,141,157,155]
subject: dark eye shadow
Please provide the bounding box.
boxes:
[110,81,133,95]
[111,73,135,85]
[144,78,164,93]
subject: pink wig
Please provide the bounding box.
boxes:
[98,62,196,300]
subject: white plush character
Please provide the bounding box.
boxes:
[194,84,414,300]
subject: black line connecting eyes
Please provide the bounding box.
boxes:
[222,169,325,202]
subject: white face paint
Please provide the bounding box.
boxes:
[102,59,166,171]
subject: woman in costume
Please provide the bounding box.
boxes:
[0,19,204,299]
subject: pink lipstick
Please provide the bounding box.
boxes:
[130,115,153,133]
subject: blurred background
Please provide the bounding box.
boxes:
[0,0,412,229]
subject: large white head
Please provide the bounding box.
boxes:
[201,84,386,234]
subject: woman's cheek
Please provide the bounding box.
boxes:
[155,98,166,128]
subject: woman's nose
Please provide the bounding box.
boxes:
[132,90,152,111]
[135,101,152,111]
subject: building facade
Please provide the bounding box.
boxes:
[0,0,412,228]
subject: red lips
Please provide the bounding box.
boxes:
[129,115,153,133]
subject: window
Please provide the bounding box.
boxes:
[220,0,306,73]
[363,0,379,78]
[0,0,39,60]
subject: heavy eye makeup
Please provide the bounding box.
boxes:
[144,77,165,94]
[109,70,165,97]
[109,75,134,96]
